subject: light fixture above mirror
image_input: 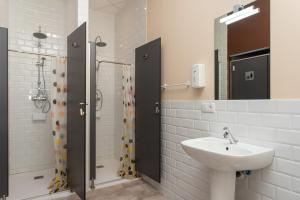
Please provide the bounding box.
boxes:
[220,5,260,25]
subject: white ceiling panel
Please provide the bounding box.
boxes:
[90,0,129,14]
[90,0,110,10]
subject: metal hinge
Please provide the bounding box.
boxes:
[90,179,95,190]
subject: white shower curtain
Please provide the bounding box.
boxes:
[48,57,68,193]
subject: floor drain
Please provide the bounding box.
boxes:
[34,176,44,180]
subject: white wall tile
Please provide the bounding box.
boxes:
[248,127,276,142]
[261,114,291,129]
[276,130,300,146]
[262,170,292,189]
[227,100,248,112]
[248,180,276,198]
[277,101,300,115]
[237,113,262,126]
[293,147,300,162]
[292,115,300,130]
[248,100,277,113]
[276,188,300,200]
[157,100,300,200]
[292,178,300,194]
[217,111,237,123]
[214,100,227,111]
[276,159,300,178]
[194,120,209,131]
[176,109,201,120]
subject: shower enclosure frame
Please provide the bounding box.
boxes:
[89,41,133,188]
[89,42,96,189]
[0,27,8,200]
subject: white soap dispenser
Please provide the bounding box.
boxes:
[192,64,205,88]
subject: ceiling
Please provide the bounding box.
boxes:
[90,0,128,14]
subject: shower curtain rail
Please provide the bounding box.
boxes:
[97,60,132,66]
[8,49,65,58]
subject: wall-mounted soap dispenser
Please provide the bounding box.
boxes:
[192,64,205,88]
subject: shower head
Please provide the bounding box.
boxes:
[33,32,47,39]
[96,41,107,47]
[95,36,107,47]
[33,26,47,39]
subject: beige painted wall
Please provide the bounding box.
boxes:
[147,0,300,100]
[271,0,300,99]
[0,0,8,28]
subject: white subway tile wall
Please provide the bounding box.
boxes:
[8,0,71,174]
[159,100,300,200]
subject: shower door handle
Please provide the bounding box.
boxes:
[154,102,160,114]
[80,108,85,117]
[79,102,87,118]
[72,42,80,48]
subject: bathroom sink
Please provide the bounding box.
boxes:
[181,137,274,171]
[181,137,274,200]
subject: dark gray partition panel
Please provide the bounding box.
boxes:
[214,50,219,100]
[135,38,161,182]
[89,42,96,185]
[67,23,87,200]
[0,27,9,198]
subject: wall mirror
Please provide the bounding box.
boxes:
[214,0,270,100]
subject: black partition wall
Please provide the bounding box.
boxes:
[0,27,9,198]
[135,38,161,182]
[89,42,96,188]
[67,23,87,200]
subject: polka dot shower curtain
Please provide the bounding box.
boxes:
[118,65,137,179]
[48,57,68,193]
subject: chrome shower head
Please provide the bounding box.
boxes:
[95,36,107,47]
[96,41,107,47]
[33,26,47,39]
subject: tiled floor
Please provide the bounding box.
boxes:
[56,180,167,200]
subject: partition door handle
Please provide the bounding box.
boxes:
[79,102,88,106]
[72,42,80,48]
[155,102,160,114]
[80,108,85,117]
[79,102,87,118]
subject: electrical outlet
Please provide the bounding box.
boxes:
[201,102,216,113]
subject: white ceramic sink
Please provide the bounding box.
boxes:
[181,137,274,171]
[181,137,274,200]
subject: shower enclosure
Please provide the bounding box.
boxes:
[1,0,78,199]
[88,0,147,186]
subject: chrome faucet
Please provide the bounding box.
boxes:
[223,127,239,144]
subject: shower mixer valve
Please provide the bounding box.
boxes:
[30,26,51,113]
